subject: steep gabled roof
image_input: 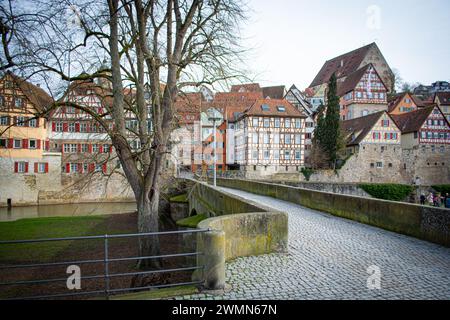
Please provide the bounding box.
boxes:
[230,83,261,93]
[342,111,386,146]
[309,43,376,88]
[336,64,375,97]
[6,72,54,114]
[435,92,450,106]
[286,84,314,117]
[237,99,307,121]
[262,86,286,99]
[390,106,435,133]
[387,92,427,112]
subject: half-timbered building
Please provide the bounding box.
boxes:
[230,99,307,178]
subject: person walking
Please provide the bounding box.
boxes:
[420,194,426,205]
[427,193,434,206]
[434,194,441,207]
[445,193,450,209]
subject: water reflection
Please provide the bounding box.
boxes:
[0,202,137,222]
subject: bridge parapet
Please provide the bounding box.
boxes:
[185,180,288,290]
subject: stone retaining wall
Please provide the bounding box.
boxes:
[215,178,450,247]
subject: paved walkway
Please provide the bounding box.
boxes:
[179,187,450,300]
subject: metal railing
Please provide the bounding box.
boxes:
[0,229,209,300]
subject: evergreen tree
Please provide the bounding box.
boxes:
[312,73,344,169]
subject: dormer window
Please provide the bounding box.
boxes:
[277,106,286,112]
[261,104,270,111]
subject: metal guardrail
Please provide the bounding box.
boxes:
[0,229,209,300]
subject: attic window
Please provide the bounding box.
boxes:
[261,104,270,111]
[277,106,286,112]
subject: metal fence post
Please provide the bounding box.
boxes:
[104,234,110,300]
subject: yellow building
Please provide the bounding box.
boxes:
[0,72,53,171]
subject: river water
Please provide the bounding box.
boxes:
[0,202,137,222]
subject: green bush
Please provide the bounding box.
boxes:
[359,184,414,202]
[432,185,450,195]
[169,194,188,203]
[301,168,314,181]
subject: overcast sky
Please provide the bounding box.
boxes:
[241,0,450,90]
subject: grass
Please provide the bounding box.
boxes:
[111,285,199,300]
[170,194,189,203]
[176,214,208,228]
[0,215,132,263]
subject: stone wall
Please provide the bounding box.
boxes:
[216,178,450,247]
[0,152,62,206]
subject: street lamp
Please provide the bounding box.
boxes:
[207,108,222,187]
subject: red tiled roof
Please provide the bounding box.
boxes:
[336,64,371,97]
[230,83,261,93]
[342,111,386,146]
[7,72,54,113]
[238,99,307,120]
[174,92,203,124]
[309,43,376,88]
[262,86,286,99]
[435,92,450,106]
[390,106,435,133]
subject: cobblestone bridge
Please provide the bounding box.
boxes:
[180,187,450,300]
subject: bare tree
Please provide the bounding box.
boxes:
[1,0,247,268]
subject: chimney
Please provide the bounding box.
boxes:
[340,60,344,68]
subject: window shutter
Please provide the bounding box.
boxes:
[102,163,107,174]
[14,162,18,173]
[63,123,68,132]
[78,163,83,174]
[37,139,41,150]
[89,163,95,173]
[109,145,113,153]
[99,145,103,153]
[34,163,38,173]
[75,123,80,132]
[372,132,376,139]
[77,144,82,153]
[45,140,50,151]
[52,122,56,132]
[65,163,70,173]
[45,163,49,173]
[8,138,13,148]
[6,116,10,125]
[13,116,17,126]
[23,139,28,149]
[24,162,29,173]
[88,144,92,153]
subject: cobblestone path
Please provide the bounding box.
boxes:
[177,187,450,300]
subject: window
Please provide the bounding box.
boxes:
[70,163,79,173]
[263,134,269,144]
[66,106,75,114]
[81,144,89,153]
[15,98,23,108]
[277,106,286,112]
[274,150,280,160]
[295,119,302,129]
[263,118,270,128]
[285,119,291,128]
[0,95,4,107]
[0,116,8,126]
[295,134,301,145]
[14,139,22,149]
[261,104,270,111]
[17,162,27,173]
[29,139,37,149]
[376,162,383,168]
[80,123,87,132]
[370,163,375,168]
[274,134,280,144]
[56,122,63,132]
[68,123,76,132]
[285,151,290,160]
[29,118,37,128]
[103,144,110,153]
[37,163,46,173]
[252,133,259,144]
[381,120,390,127]
[252,150,258,160]
[285,135,291,144]
[252,118,259,127]
[274,118,280,128]
[264,151,270,160]
[295,150,301,160]
[0,138,6,148]
[17,116,25,127]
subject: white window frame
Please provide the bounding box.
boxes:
[17,162,26,173]
[38,163,46,173]
[13,139,22,149]
[29,139,37,149]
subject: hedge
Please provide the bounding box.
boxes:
[432,185,450,195]
[359,184,414,202]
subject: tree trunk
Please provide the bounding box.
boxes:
[136,191,162,270]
